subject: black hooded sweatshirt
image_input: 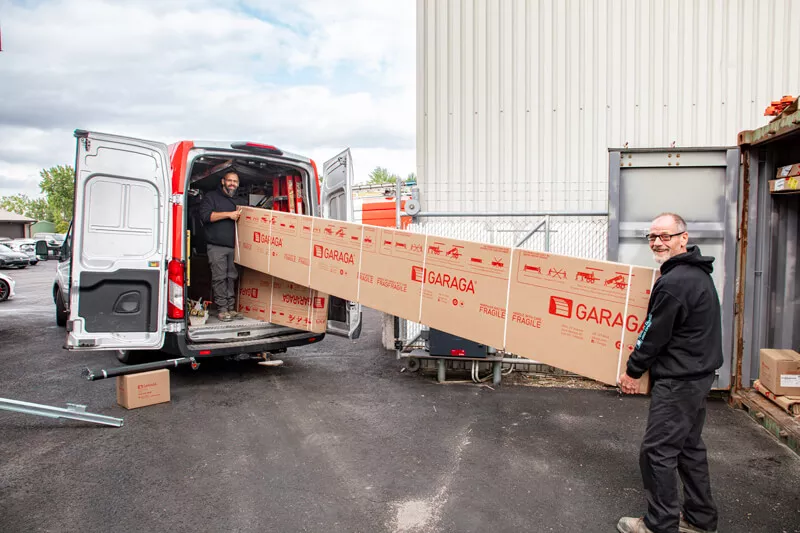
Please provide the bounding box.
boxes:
[198,186,248,248]
[626,245,724,381]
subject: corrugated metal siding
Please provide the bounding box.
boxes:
[417,0,800,213]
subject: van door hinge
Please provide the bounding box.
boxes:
[81,138,91,151]
[171,194,184,206]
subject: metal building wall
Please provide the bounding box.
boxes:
[417,0,800,214]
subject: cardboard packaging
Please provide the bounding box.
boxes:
[417,236,513,349]
[309,219,363,301]
[776,163,800,179]
[759,349,800,396]
[237,267,329,334]
[769,177,800,194]
[504,250,655,392]
[117,369,170,409]
[235,205,660,392]
[358,226,427,322]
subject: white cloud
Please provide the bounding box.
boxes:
[0,0,416,194]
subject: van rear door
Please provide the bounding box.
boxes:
[65,130,171,351]
[321,149,362,340]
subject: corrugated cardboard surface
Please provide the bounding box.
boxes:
[236,206,660,390]
[309,220,363,301]
[504,251,654,390]
[759,349,800,396]
[418,237,512,349]
[117,369,170,409]
[776,163,800,178]
[269,211,314,286]
[358,227,427,322]
[237,267,328,333]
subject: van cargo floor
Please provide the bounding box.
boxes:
[187,315,282,342]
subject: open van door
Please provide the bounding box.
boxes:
[65,130,171,351]
[321,149,363,340]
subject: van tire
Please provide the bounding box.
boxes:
[55,290,68,327]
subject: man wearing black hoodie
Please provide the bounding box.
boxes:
[198,171,248,322]
[616,213,723,533]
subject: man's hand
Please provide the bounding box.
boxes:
[229,209,241,221]
[618,372,641,395]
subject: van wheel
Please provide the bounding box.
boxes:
[0,279,10,302]
[55,290,68,327]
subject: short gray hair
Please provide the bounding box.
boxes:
[654,212,687,232]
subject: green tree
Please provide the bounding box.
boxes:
[406,172,416,184]
[0,194,50,220]
[368,166,401,185]
[39,165,74,233]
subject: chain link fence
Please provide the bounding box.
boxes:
[396,215,609,363]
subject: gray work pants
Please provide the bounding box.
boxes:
[207,244,238,312]
[640,374,718,533]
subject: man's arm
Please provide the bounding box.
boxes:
[625,290,685,378]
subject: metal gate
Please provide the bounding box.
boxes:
[607,148,740,390]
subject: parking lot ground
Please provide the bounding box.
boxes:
[1,262,799,533]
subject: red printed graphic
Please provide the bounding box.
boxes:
[523,264,542,274]
[548,267,567,279]
[575,268,601,283]
[548,296,573,318]
[605,273,629,290]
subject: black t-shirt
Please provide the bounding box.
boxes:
[197,187,248,248]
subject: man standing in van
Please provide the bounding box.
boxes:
[616,213,723,533]
[199,171,248,322]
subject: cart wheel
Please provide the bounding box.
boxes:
[406,357,421,372]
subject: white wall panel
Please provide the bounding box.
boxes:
[417,0,800,213]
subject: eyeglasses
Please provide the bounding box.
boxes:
[645,231,685,243]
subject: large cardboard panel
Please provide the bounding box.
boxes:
[237,267,273,322]
[418,237,512,348]
[237,267,329,334]
[309,219,363,301]
[358,226,426,322]
[268,211,314,286]
[504,250,657,388]
[234,206,273,272]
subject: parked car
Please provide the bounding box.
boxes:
[6,240,39,265]
[0,243,29,269]
[0,271,15,301]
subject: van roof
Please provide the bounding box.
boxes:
[188,141,312,164]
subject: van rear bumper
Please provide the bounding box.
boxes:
[162,329,326,358]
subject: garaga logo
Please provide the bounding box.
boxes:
[313,244,355,264]
[547,296,645,332]
[253,232,283,247]
[411,266,475,294]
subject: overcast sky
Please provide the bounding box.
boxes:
[0,0,416,197]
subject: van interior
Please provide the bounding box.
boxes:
[184,154,316,342]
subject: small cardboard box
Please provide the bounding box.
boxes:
[117,369,170,409]
[769,177,800,194]
[776,163,800,179]
[759,349,800,396]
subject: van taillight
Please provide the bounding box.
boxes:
[168,260,185,319]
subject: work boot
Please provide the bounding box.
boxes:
[217,311,233,322]
[228,310,245,320]
[680,514,718,533]
[616,516,655,533]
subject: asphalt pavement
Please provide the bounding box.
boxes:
[1,262,799,533]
